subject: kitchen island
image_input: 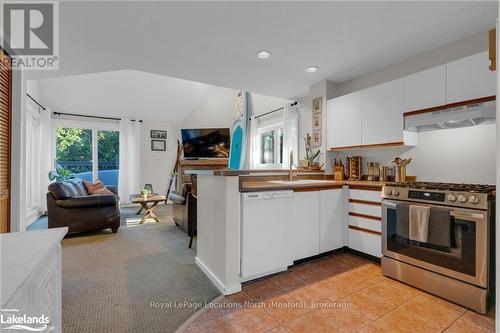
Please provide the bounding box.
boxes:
[192,169,384,295]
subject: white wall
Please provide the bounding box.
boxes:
[329,124,496,184]
[297,80,339,166]
[181,86,289,129]
[140,121,181,195]
[180,86,290,168]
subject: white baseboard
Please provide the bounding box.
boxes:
[195,257,225,293]
[195,257,241,295]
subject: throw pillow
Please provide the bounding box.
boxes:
[83,180,106,194]
[92,187,115,196]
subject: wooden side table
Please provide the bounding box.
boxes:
[130,194,167,224]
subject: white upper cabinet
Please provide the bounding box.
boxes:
[361,78,404,145]
[326,91,362,149]
[403,65,446,111]
[446,51,496,104]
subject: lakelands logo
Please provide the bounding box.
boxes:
[1,308,51,331]
[0,1,59,70]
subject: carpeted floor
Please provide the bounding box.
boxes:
[59,206,220,333]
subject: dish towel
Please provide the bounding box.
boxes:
[409,205,430,242]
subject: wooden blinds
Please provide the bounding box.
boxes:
[0,48,12,233]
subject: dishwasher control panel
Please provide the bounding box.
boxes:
[243,191,294,200]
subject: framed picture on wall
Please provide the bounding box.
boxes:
[312,97,322,114]
[151,139,166,151]
[312,131,321,147]
[312,114,321,130]
[150,130,167,139]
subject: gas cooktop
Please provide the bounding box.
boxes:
[385,182,496,194]
[382,182,495,210]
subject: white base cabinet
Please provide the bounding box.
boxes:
[319,189,346,253]
[1,228,67,333]
[348,228,382,258]
[291,191,320,261]
[347,188,382,258]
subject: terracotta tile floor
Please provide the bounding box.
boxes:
[181,252,495,333]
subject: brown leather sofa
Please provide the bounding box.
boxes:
[171,184,197,237]
[47,180,120,234]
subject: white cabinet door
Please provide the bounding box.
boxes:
[291,191,320,261]
[403,65,446,111]
[361,78,404,145]
[348,229,382,258]
[446,51,496,104]
[327,91,362,149]
[319,189,346,253]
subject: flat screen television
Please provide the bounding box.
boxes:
[181,128,231,159]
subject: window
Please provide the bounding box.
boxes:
[54,120,119,186]
[257,126,284,167]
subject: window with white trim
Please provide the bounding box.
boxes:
[255,109,284,168]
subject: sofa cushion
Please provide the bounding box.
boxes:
[169,191,186,205]
[83,180,106,194]
[68,179,88,196]
[55,195,117,208]
[92,187,116,196]
[48,181,80,200]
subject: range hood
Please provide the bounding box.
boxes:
[404,100,496,132]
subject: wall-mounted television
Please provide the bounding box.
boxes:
[181,128,230,159]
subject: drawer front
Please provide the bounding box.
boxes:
[348,202,381,217]
[348,189,381,202]
[348,215,381,232]
[348,228,382,257]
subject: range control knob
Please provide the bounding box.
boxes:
[468,195,479,204]
[457,195,467,203]
[386,189,393,196]
[447,194,457,202]
[393,189,399,196]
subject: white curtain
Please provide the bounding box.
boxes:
[249,116,259,169]
[282,104,299,169]
[39,107,53,213]
[118,119,142,204]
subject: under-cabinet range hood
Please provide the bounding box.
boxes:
[404,100,496,132]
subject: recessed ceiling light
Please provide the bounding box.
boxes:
[256,50,271,59]
[305,66,319,73]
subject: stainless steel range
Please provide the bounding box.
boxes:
[381,182,495,314]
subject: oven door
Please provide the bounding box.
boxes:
[382,199,489,288]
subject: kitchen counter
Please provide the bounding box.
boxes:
[185,168,325,176]
[240,180,386,192]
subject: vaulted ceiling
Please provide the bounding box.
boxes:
[36,70,215,122]
[27,1,498,99]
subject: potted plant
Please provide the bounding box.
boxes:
[48,166,75,181]
[140,189,149,199]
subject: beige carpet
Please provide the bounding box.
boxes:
[61,206,220,333]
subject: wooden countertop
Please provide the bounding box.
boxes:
[187,169,326,176]
[240,180,385,192]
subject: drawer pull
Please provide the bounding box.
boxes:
[348,212,381,221]
[349,199,381,206]
[348,225,382,235]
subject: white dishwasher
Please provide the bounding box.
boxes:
[241,190,294,282]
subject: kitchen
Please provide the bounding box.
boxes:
[191,45,497,326]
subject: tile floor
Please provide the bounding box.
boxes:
[181,252,495,333]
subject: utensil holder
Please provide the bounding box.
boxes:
[395,165,407,182]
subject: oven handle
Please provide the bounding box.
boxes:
[381,200,486,220]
